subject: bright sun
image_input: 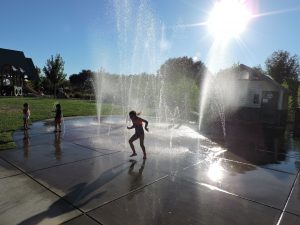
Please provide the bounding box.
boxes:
[207,0,252,41]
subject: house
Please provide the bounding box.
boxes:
[217,64,289,127]
[0,48,38,96]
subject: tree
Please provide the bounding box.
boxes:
[43,54,67,97]
[265,50,300,109]
[158,57,207,120]
[40,76,51,94]
[159,56,207,85]
[252,65,267,76]
[69,69,93,95]
[32,66,42,92]
[69,70,94,98]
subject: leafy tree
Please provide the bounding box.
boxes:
[40,76,51,94]
[69,69,93,95]
[43,54,67,97]
[158,57,206,120]
[32,66,42,92]
[265,50,300,109]
[159,56,207,85]
[69,70,94,98]
[252,65,267,76]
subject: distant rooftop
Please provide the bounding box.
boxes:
[218,63,289,93]
[0,48,38,80]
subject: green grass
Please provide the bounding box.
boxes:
[0,130,15,150]
[0,97,122,150]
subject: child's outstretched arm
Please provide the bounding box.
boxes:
[127,125,134,129]
[142,119,149,132]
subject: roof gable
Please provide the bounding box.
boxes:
[218,64,289,93]
[0,48,38,80]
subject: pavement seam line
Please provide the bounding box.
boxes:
[85,174,169,213]
[1,150,123,174]
[275,171,300,225]
[215,156,297,175]
[0,154,86,215]
[171,172,286,212]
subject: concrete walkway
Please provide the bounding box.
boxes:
[0,116,300,225]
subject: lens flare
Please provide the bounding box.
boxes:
[207,0,252,41]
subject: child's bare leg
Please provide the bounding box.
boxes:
[129,135,138,156]
[24,119,28,129]
[140,135,146,159]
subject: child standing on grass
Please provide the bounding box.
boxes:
[54,104,62,132]
[127,111,149,159]
[22,103,30,130]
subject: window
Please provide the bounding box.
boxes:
[253,94,259,104]
[239,71,249,80]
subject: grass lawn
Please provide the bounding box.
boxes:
[0,97,121,150]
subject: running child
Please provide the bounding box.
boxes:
[127,111,149,159]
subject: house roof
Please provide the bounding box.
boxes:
[237,64,289,93]
[0,48,38,80]
[218,64,289,94]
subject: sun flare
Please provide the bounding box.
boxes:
[207,0,252,41]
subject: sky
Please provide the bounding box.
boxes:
[1,0,300,76]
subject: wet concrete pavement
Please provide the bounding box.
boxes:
[0,116,300,225]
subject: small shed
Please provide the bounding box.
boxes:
[0,48,38,96]
[217,64,289,127]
